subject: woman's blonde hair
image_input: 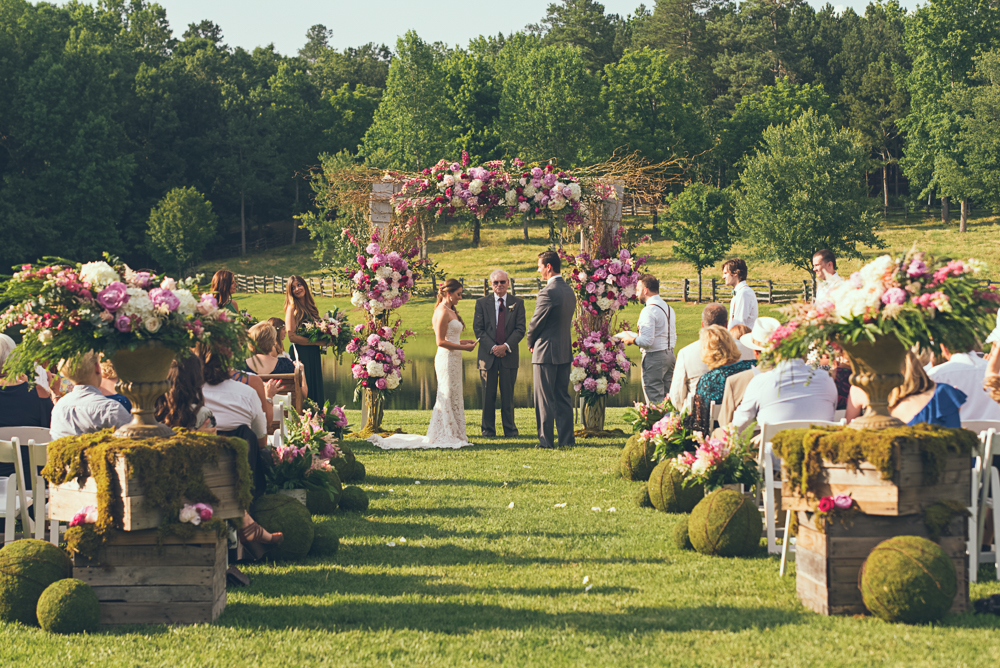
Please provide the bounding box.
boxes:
[0,334,16,374]
[248,322,278,357]
[888,351,936,409]
[700,325,741,369]
[729,324,751,341]
[435,278,464,326]
[58,351,101,384]
[266,317,286,354]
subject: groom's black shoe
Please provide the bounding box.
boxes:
[535,444,555,449]
[481,431,496,437]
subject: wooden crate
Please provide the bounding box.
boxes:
[49,452,243,531]
[795,511,968,616]
[73,529,227,625]
[781,447,970,516]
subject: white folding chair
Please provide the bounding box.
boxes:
[0,427,55,545]
[0,439,25,545]
[709,402,722,430]
[969,428,1000,582]
[833,409,846,423]
[272,393,293,437]
[759,419,845,575]
[963,420,1000,437]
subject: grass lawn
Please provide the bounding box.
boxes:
[201,210,1000,287]
[4,408,999,666]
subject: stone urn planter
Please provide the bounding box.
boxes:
[110,342,176,439]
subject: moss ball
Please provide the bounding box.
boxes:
[673,519,694,551]
[0,539,74,626]
[349,461,366,482]
[647,461,704,513]
[309,523,340,557]
[635,483,653,508]
[36,578,100,634]
[249,494,315,561]
[688,489,761,557]
[331,448,357,481]
[620,434,656,481]
[340,486,370,512]
[306,468,343,515]
[860,535,957,624]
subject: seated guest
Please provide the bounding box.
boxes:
[694,325,756,405]
[50,352,131,439]
[831,358,852,411]
[718,318,780,427]
[245,323,308,399]
[98,356,132,412]
[729,324,756,361]
[846,352,966,428]
[265,317,292,359]
[926,344,1000,422]
[731,354,837,434]
[197,343,268,441]
[669,303,728,411]
[155,356,282,567]
[985,342,1000,404]
[0,334,53,482]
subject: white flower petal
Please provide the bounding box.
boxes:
[591,507,601,512]
[386,542,396,547]
[554,502,567,508]
[507,502,515,509]
[582,576,589,584]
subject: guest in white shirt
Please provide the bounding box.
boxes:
[196,344,268,441]
[669,303,728,411]
[731,356,838,434]
[812,249,844,303]
[723,258,757,329]
[926,345,1000,422]
[718,317,782,426]
[620,275,676,404]
[50,352,131,439]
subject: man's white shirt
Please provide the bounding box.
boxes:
[634,294,676,353]
[728,281,758,329]
[815,272,844,303]
[927,352,1000,421]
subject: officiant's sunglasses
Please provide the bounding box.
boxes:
[492,280,507,285]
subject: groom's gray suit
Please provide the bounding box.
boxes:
[473,291,526,437]
[526,276,576,448]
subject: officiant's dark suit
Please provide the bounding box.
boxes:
[526,252,577,449]
[473,278,526,437]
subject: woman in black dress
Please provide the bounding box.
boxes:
[284,275,324,405]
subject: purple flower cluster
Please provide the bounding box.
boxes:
[566,244,646,316]
[347,233,419,316]
[570,330,630,397]
[348,320,413,395]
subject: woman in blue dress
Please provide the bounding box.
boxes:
[847,351,966,427]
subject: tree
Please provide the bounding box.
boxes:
[531,0,619,72]
[662,182,733,301]
[299,24,332,63]
[146,186,217,274]
[735,109,884,275]
[954,51,1000,213]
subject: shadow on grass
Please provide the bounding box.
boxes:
[218,599,805,634]
[364,475,554,488]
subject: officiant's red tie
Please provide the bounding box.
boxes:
[496,297,506,346]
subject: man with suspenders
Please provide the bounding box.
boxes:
[619,274,677,404]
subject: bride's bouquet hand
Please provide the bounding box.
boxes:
[459,339,477,351]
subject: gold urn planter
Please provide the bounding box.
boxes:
[110,342,176,439]
[839,336,908,431]
[582,396,607,431]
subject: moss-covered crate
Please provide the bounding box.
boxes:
[772,425,975,516]
[795,511,968,617]
[72,529,227,625]
[46,432,246,531]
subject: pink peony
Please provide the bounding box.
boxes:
[817,497,835,513]
[194,503,213,521]
[833,494,853,509]
[366,242,380,254]
[376,378,388,389]
[583,377,597,391]
[880,287,907,305]
[149,288,180,312]
[906,259,928,278]
[96,281,130,312]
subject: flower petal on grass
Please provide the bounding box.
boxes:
[386,542,396,547]
[554,502,567,508]
[508,502,515,509]
[585,584,593,592]
[608,507,616,512]
[399,537,407,543]
[591,507,601,512]
[583,576,589,584]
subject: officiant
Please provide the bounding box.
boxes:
[619,274,676,404]
[473,269,526,437]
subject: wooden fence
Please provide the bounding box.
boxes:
[234,274,835,304]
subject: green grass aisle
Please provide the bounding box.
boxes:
[3,408,1000,666]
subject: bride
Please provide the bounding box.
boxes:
[368,279,477,449]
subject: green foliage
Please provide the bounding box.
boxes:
[250,494,316,561]
[860,535,956,624]
[735,109,884,274]
[663,182,733,287]
[146,186,218,274]
[687,489,761,557]
[306,468,343,515]
[0,540,73,626]
[36,579,101,634]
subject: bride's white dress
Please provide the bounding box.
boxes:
[368,318,473,450]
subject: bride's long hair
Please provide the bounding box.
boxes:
[436,278,464,327]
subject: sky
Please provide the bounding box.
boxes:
[86,0,926,56]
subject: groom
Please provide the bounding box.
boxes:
[526,250,576,449]
[473,269,526,437]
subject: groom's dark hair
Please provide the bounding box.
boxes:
[538,250,560,273]
[639,274,659,293]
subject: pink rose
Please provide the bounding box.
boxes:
[833,494,853,509]
[376,378,387,389]
[817,497,835,513]
[115,314,132,332]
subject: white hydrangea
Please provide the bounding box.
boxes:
[385,372,401,390]
[369,300,385,315]
[451,197,465,208]
[80,261,120,288]
[376,266,393,279]
[174,289,199,316]
[351,292,365,307]
[523,184,537,198]
[121,287,154,319]
[366,360,385,377]
[623,284,636,298]
[548,198,567,211]
[569,366,587,383]
[468,179,483,195]
[505,190,518,206]
[595,378,608,394]
[859,254,896,289]
[567,183,582,201]
[378,341,396,355]
[596,296,612,310]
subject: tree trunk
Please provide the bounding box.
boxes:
[893,148,900,198]
[927,189,933,211]
[960,198,968,233]
[882,154,889,215]
[420,217,428,259]
[292,180,299,245]
[942,196,949,224]
[522,212,529,240]
[240,190,246,256]
[472,217,481,247]
[698,269,703,303]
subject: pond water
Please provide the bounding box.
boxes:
[319,340,647,410]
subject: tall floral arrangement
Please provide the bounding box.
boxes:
[765,250,1000,362]
[346,319,414,401]
[570,325,631,406]
[345,232,423,317]
[0,256,247,376]
[561,231,648,316]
